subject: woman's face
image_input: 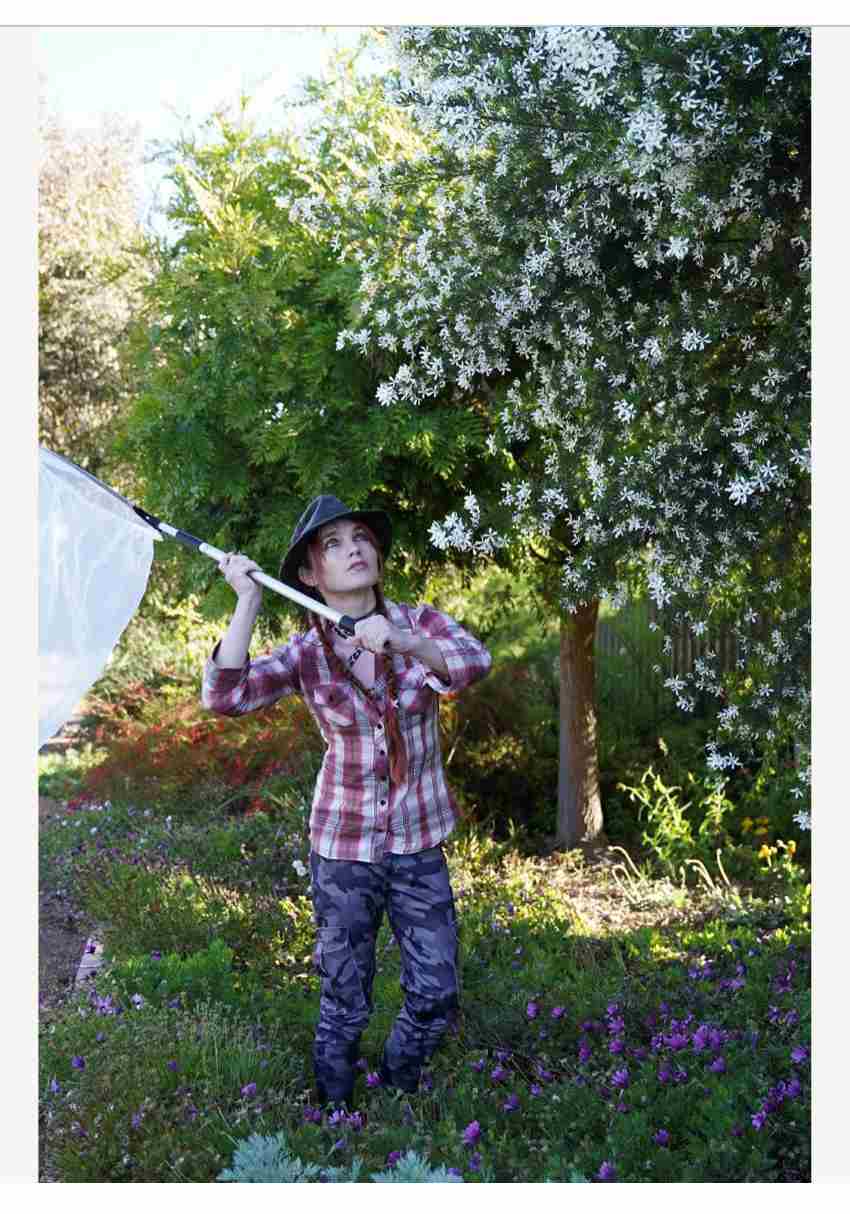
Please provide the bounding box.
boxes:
[299,518,380,599]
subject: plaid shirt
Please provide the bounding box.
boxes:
[201,599,492,862]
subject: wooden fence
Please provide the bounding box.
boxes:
[592,596,741,719]
[595,596,740,678]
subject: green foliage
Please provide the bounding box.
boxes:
[118,64,507,618]
[102,939,241,1012]
[38,744,107,801]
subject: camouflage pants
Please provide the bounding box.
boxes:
[309,845,460,1105]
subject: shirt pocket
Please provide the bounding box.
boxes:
[395,663,435,718]
[311,682,357,730]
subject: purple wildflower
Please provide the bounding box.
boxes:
[596,1160,616,1182]
[468,1153,482,1173]
[791,1044,809,1065]
[241,1082,257,1099]
[578,1040,592,1064]
[448,1168,463,1179]
[131,1111,143,1130]
[150,950,161,961]
[71,1055,85,1070]
[490,1065,509,1083]
[709,1056,727,1074]
[692,1025,710,1052]
[536,1064,554,1083]
[551,1006,565,1019]
[95,1032,105,1043]
[386,1151,402,1167]
[471,1057,486,1072]
[657,1067,672,1085]
[463,1120,482,1147]
[502,1093,520,1112]
[530,1084,543,1097]
[653,1129,670,1147]
[303,1106,323,1124]
[49,1078,60,1094]
[607,1015,625,1035]
[609,1038,626,1055]
[131,993,144,1009]
[730,1124,744,1138]
[611,1068,630,1090]
[751,1108,768,1131]
[167,1060,179,1072]
[526,1001,539,1019]
[365,1071,382,1088]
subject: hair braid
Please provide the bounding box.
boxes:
[309,591,407,786]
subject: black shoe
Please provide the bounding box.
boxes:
[378,1061,418,1095]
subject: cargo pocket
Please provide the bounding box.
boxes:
[315,925,368,1014]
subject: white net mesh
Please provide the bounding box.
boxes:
[39,448,159,748]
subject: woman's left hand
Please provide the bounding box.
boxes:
[354,616,415,656]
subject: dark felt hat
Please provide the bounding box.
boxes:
[278,495,393,601]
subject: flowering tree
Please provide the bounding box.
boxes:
[316,26,811,844]
[39,105,149,477]
[121,61,506,617]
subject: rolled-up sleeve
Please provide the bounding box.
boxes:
[411,604,492,694]
[201,635,303,716]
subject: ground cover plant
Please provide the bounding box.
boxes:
[39,781,810,1182]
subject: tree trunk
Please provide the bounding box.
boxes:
[556,598,604,848]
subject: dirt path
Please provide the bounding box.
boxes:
[38,797,96,1019]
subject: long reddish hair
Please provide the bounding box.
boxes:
[301,522,407,785]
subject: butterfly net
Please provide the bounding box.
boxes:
[39,448,160,748]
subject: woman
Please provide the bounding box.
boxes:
[201,494,492,1107]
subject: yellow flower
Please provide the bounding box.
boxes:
[741,817,754,833]
[758,844,773,860]
[757,816,770,825]
[754,827,769,837]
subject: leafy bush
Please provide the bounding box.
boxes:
[74,693,322,819]
[216,1137,460,1182]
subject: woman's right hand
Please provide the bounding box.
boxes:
[219,552,263,601]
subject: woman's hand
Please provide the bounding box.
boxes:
[354,615,415,656]
[219,552,263,602]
